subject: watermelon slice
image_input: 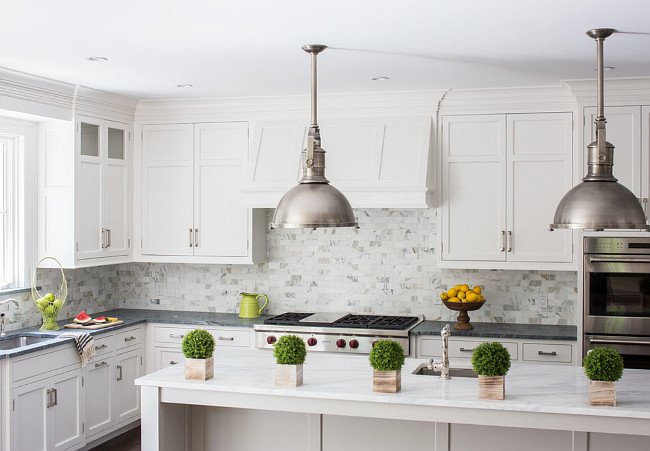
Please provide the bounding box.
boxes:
[94,317,106,323]
[73,311,92,324]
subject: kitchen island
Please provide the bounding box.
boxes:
[136,348,650,451]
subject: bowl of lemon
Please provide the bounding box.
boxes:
[440,284,485,330]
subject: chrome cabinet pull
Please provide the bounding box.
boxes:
[52,388,57,406]
[95,344,107,351]
[169,333,185,338]
[170,360,178,365]
[95,361,108,368]
[219,336,234,341]
[507,231,512,253]
[500,231,505,252]
[644,198,648,221]
[459,347,475,352]
[46,389,52,408]
[124,336,136,342]
[107,229,111,247]
[189,228,194,247]
[116,365,123,381]
[101,228,107,248]
[194,228,199,248]
[538,350,557,356]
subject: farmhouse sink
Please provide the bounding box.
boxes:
[0,335,53,351]
[412,363,478,378]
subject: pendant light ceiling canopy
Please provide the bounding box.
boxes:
[270,45,358,230]
[550,29,649,231]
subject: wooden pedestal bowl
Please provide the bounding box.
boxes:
[441,299,486,330]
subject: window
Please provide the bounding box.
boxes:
[0,136,17,288]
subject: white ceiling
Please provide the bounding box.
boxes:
[2,0,650,100]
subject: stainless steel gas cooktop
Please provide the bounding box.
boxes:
[254,312,423,355]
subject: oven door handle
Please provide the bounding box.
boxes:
[588,257,650,264]
[589,338,650,346]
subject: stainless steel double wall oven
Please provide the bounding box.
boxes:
[584,237,650,368]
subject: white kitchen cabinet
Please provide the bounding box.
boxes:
[11,368,84,451]
[115,348,143,427]
[84,357,115,440]
[38,115,133,268]
[246,116,434,208]
[139,122,266,264]
[440,113,573,268]
[154,347,185,371]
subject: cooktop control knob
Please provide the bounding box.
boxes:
[336,339,346,348]
[349,339,359,349]
[267,336,277,345]
[307,337,317,347]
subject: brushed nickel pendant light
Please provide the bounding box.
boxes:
[551,29,648,231]
[270,45,358,230]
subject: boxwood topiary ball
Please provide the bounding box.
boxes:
[583,347,624,382]
[273,335,307,365]
[369,340,405,371]
[472,342,511,377]
[181,329,215,359]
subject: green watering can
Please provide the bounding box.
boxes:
[239,292,269,318]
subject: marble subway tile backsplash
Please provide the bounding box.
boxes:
[116,209,578,325]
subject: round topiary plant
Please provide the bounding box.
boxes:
[273,335,307,365]
[583,347,624,382]
[369,340,405,371]
[181,329,215,359]
[472,342,511,377]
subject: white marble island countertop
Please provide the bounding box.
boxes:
[136,347,650,436]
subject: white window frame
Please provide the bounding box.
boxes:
[0,117,37,290]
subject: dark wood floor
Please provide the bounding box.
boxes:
[89,426,141,451]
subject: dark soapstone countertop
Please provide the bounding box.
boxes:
[412,320,577,341]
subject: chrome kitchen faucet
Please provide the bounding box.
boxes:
[428,324,451,380]
[0,299,19,337]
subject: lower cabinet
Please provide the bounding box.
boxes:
[154,347,185,371]
[84,357,115,440]
[115,348,143,426]
[12,368,84,451]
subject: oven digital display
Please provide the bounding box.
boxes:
[589,273,650,317]
[628,243,650,249]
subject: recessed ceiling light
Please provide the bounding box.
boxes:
[87,56,108,62]
[176,84,193,88]
[371,76,390,81]
[594,66,615,71]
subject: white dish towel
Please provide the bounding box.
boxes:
[59,332,95,367]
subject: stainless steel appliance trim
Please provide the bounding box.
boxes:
[590,338,650,346]
[589,256,650,263]
[584,237,650,254]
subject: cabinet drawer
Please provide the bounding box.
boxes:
[522,343,572,363]
[212,329,250,347]
[154,326,195,345]
[91,334,115,357]
[116,327,142,350]
[417,338,441,358]
[12,345,80,383]
[448,340,518,360]
[154,347,185,371]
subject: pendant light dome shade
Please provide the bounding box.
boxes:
[550,28,648,231]
[270,44,358,230]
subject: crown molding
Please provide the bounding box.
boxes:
[0,66,137,122]
[564,76,650,107]
[438,84,578,115]
[134,90,446,123]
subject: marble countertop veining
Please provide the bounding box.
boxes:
[413,321,577,340]
[136,347,650,426]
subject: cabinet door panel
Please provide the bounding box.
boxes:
[51,370,84,451]
[105,163,129,256]
[77,159,103,259]
[584,106,641,197]
[154,347,185,371]
[249,121,304,184]
[12,381,49,451]
[319,122,378,182]
[85,357,115,439]
[142,124,194,256]
[115,349,142,425]
[441,115,506,261]
[507,113,573,263]
[195,165,248,257]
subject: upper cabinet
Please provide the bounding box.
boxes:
[136,122,266,264]
[440,113,574,269]
[246,116,434,208]
[38,115,133,268]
